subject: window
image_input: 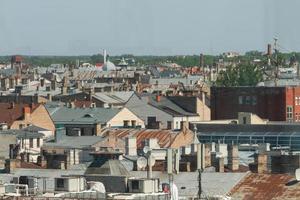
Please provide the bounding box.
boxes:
[131,120,136,128]
[286,106,293,121]
[243,117,247,124]
[252,96,257,105]
[238,96,243,105]
[131,180,139,190]
[37,138,40,148]
[295,97,300,106]
[167,121,172,129]
[123,120,130,127]
[245,96,251,105]
[176,121,179,129]
[29,138,33,148]
[56,178,65,189]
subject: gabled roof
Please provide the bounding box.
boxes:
[144,94,199,117]
[50,106,121,124]
[0,103,39,126]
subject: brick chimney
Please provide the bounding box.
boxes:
[23,106,31,120]
[156,95,161,102]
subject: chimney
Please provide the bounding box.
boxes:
[200,53,204,68]
[40,78,45,87]
[51,80,56,90]
[267,44,272,56]
[95,123,102,136]
[156,95,161,102]
[68,102,75,108]
[125,137,137,156]
[47,93,52,101]
[227,144,239,171]
[10,102,15,109]
[23,106,31,120]
[61,86,67,95]
[180,121,189,133]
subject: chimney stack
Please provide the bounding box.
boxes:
[23,106,31,120]
[156,95,161,102]
[40,78,45,87]
[200,53,204,69]
[267,44,272,56]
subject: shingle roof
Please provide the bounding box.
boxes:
[50,107,121,124]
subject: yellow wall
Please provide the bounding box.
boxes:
[11,105,55,134]
[108,107,145,128]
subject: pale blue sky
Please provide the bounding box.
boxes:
[0,0,299,55]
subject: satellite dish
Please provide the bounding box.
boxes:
[143,146,151,154]
[295,168,300,181]
[137,157,147,169]
[148,155,156,167]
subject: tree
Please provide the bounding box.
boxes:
[216,63,263,86]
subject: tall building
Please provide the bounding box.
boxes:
[211,86,300,122]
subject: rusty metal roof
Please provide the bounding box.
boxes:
[229,173,300,200]
[102,128,196,149]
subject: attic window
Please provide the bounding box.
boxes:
[83,114,94,118]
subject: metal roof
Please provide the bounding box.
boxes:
[43,136,105,149]
[229,173,300,199]
[199,131,300,137]
[49,106,121,124]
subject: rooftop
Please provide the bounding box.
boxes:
[229,173,300,200]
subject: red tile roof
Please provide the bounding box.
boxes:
[0,103,39,126]
[229,173,300,200]
[73,100,93,108]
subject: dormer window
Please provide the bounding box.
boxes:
[83,114,93,118]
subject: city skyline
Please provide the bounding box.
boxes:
[0,0,299,56]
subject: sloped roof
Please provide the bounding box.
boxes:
[101,128,196,149]
[85,160,129,176]
[93,91,134,105]
[229,173,300,200]
[0,129,44,139]
[22,125,50,132]
[140,94,198,117]
[0,103,39,126]
[50,107,121,124]
[43,136,105,149]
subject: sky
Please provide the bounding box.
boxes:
[0,0,299,56]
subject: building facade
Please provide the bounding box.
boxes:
[211,86,300,122]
